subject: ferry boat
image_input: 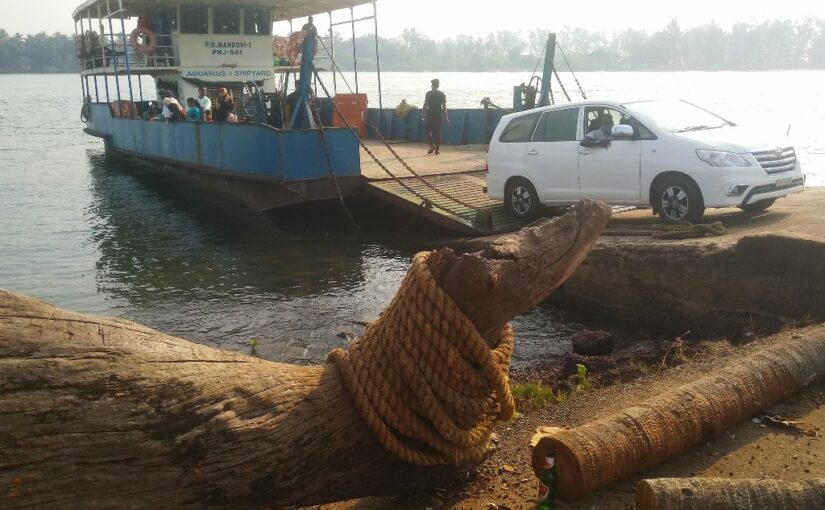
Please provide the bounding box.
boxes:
[72,0,562,230]
[73,0,384,210]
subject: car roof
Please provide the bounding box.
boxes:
[503,98,661,120]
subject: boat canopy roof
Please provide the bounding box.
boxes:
[73,0,370,21]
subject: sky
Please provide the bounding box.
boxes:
[3,0,825,38]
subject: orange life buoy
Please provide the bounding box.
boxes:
[130,27,156,54]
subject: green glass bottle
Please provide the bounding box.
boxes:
[536,449,557,510]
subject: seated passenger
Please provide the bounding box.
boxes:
[186,97,201,121]
[161,90,185,121]
[580,116,614,149]
[142,103,160,121]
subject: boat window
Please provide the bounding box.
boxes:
[244,8,272,35]
[499,112,542,143]
[150,8,178,34]
[180,6,208,34]
[213,6,241,35]
[533,108,580,142]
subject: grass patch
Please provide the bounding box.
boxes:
[511,365,592,412]
[512,382,557,407]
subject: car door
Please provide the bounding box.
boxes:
[523,106,582,203]
[489,110,543,193]
[577,106,642,204]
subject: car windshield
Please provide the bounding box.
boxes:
[623,99,733,133]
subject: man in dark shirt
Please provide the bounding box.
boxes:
[301,16,317,38]
[214,87,234,122]
[422,79,448,155]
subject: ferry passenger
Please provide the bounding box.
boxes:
[142,103,161,121]
[422,78,448,155]
[197,87,212,120]
[186,98,201,121]
[301,16,318,37]
[214,88,235,122]
[161,91,185,121]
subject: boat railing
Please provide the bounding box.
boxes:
[79,32,178,72]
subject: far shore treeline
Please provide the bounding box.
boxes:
[3,18,825,73]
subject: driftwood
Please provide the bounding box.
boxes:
[0,200,611,509]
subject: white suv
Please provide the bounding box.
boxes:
[486,99,806,223]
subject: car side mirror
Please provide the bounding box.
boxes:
[612,124,634,138]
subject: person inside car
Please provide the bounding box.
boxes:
[580,115,614,149]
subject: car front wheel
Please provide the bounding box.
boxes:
[506,178,541,219]
[655,176,705,224]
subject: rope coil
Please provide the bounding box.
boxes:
[328,252,515,466]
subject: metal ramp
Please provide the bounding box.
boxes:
[364,170,637,236]
[365,170,531,236]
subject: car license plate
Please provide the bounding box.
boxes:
[776,177,793,187]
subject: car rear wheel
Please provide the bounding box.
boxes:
[655,175,705,224]
[505,178,542,219]
[739,198,776,213]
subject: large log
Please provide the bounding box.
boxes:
[444,232,825,335]
[637,478,825,510]
[0,200,611,509]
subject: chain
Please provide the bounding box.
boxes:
[312,70,481,222]
[556,42,588,100]
[553,68,572,102]
[306,93,361,229]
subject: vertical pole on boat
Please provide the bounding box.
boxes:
[289,31,317,129]
[538,33,556,108]
[75,19,86,99]
[118,0,135,110]
[350,7,359,93]
[329,11,337,95]
[106,0,122,103]
[98,4,111,103]
[372,1,383,111]
[137,72,144,101]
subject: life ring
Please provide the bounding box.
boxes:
[130,27,156,54]
[287,31,318,65]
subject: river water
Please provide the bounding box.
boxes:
[0,72,821,366]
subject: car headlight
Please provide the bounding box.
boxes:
[696,150,751,167]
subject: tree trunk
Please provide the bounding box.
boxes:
[560,233,825,335]
[445,232,825,335]
[636,478,825,510]
[0,200,610,509]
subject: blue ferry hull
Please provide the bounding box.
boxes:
[85,103,362,210]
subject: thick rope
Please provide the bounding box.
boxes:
[328,252,515,466]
